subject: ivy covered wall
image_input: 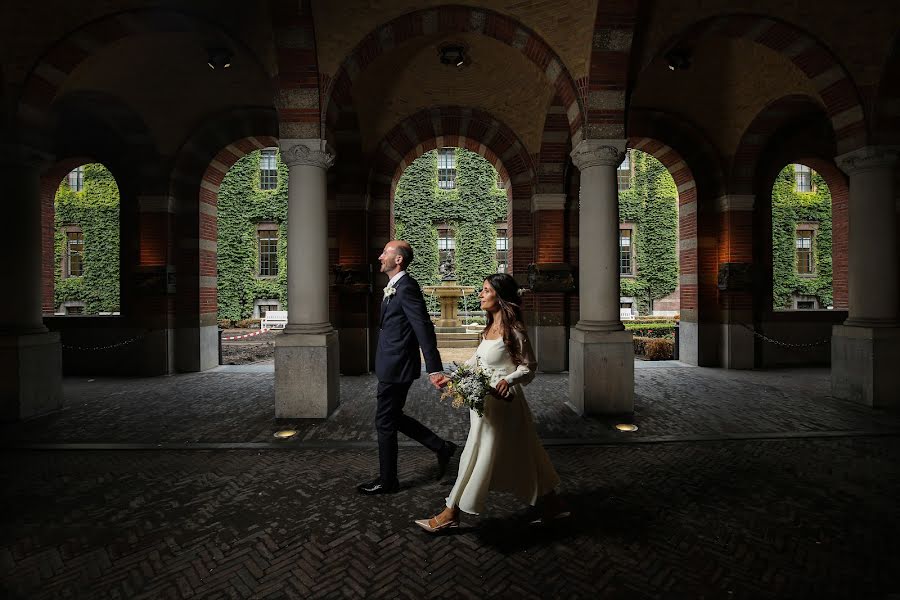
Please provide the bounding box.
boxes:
[54,163,120,313]
[393,148,508,311]
[618,150,679,315]
[771,165,833,309]
[216,150,289,321]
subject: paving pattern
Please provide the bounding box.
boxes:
[3,366,899,447]
[2,438,899,599]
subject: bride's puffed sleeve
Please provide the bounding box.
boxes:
[503,328,538,387]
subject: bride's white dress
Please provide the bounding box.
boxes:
[445,334,560,514]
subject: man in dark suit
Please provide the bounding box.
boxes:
[356,240,457,495]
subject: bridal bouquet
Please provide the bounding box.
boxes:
[440,359,494,417]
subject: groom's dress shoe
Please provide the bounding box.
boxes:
[356,478,399,495]
[436,441,458,480]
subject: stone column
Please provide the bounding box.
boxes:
[832,146,900,408]
[0,143,62,420]
[531,193,568,372]
[568,139,633,415]
[275,139,340,418]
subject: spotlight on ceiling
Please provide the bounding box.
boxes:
[664,47,691,71]
[207,47,233,70]
[438,44,468,68]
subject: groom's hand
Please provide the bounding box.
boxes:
[429,373,449,389]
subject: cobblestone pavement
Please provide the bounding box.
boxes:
[2,438,899,599]
[3,367,899,446]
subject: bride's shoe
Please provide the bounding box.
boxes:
[414,512,460,533]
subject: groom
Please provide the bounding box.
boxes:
[357,240,457,495]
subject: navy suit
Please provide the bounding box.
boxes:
[374,273,447,485]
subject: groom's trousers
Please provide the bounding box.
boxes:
[375,380,445,484]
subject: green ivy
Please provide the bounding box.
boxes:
[393,149,507,311]
[216,150,289,321]
[54,163,120,313]
[771,165,832,308]
[618,150,679,315]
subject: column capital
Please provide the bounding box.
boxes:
[531,193,567,212]
[570,139,627,171]
[0,142,52,169]
[836,145,900,176]
[279,139,335,169]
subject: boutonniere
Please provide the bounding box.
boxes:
[383,285,397,300]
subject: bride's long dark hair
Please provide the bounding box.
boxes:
[482,273,526,365]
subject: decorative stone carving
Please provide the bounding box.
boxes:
[570,139,627,170]
[527,262,576,292]
[280,141,335,169]
[836,145,899,176]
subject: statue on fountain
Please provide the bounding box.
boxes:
[439,251,456,281]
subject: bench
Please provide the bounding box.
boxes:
[620,307,635,321]
[261,310,288,330]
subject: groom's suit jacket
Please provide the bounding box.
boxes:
[376,274,443,383]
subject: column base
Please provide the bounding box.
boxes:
[568,327,634,416]
[532,325,567,372]
[720,321,755,369]
[275,329,340,418]
[831,324,900,409]
[0,331,62,421]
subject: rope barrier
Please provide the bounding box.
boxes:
[221,329,271,341]
[736,322,831,350]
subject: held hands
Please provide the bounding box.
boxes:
[491,379,512,401]
[429,372,449,389]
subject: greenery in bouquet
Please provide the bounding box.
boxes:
[440,360,494,417]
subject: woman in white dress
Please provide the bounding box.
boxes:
[414,273,568,533]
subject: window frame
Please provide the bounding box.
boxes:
[794,164,814,193]
[795,223,818,277]
[257,223,279,277]
[63,225,84,278]
[617,151,632,190]
[68,166,85,192]
[495,223,509,274]
[438,148,456,190]
[259,148,278,190]
[619,223,636,277]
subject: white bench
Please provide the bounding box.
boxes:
[620,308,636,321]
[261,310,288,330]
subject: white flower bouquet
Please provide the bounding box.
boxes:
[440,359,494,417]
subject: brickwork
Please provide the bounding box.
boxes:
[586,0,639,139]
[322,6,584,143]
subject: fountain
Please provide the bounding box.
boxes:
[422,254,479,347]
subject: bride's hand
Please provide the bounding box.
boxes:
[494,379,511,399]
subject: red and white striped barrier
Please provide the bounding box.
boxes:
[222,329,271,341]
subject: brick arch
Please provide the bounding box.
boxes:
[658,14,866,154]
[731,95,831,195]
[17,8,272,127]
[535,94,572,194]
[322,5,584,142]
[627,109,728,365]
[169,107,279,327]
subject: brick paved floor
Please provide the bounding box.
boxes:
[3,366,899,446]
[2,438,899,599]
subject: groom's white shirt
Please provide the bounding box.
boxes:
[384,270,442,376]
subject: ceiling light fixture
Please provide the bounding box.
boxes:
[664,47,691,71]
[207,47,233,70]
[438,43,468,68]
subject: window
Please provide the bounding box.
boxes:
[257,225,278,276]
[796,301,815,310]
[260,149,278,190]
[617,151,632,190]
[259,304,278,317]
[66,230,84,277]
[66,305,84,315]
[496,225,509,273]
[437,224,455,265]
[619,228,633,275]
[496,172,504,189]
[794,164,812,192]
[68,167,84,192]
[796,229,814,275]
[438,148,456,189]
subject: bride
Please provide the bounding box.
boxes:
[415,273,568,533]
